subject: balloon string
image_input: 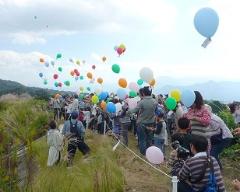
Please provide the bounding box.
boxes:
[112,135,172,179]
[202,38,211,48]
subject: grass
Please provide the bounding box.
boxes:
[31,129,238,192]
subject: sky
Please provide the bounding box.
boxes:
[0,0,240,93]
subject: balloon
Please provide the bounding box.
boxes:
[137,79,144,86]
[43,79,48,85]
[97,77,103,84]
[127,97,139,110]
[69,58,74,63]
[92,65,96,70]
[82,60,86,64]
[170,89,181,102]
[87,72,93,79]
[146,146,164,165]
[56,53,62,59]
[106,102,116,113]
[91,95,99,104]
[45,62,49,67]
[53,74,58,79]
[112,64,120,74]
[76,60,80,65]
[64,80,70,86]
[149,79,156,87]
[54,82,59,87]
[74,69,78,74]
[165,97,177,110]
[95,88,102,95]
[70,71,75,76]
[114,46,118,51]
[181,90,196,108]
[118,78,127,88]
[128,82,139,92]
[115,103,122,113]
[58,82,62,87]
[34,16,37,19]
[102,56,107,62]
[39,58,44,63]
[80,87,84,92]
[75,77,78,81]
[117,88,127,100]
[58,67,63,72]
[139,67,154,83]
[119,44,126,52]
[87,87,91,92]
[99,92,108,101]
[80,76,84,80]
[39,73,43,78]
[129,90,137,98]
[75,71,80,76]
[117,47,124,56]
[100,101,107,110]
[51,61,55,66]
[194,8,219,38]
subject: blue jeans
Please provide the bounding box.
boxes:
[138,123,154,155]
[154,137,165,154]
[210,138,232,169]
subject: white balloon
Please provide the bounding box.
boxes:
[146,146,164,165]
[115,102,122,113]
[139,67,154,83]
[128,82,139,92]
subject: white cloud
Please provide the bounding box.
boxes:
[11,32,46,45]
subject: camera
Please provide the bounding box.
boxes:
[171,140,190,160]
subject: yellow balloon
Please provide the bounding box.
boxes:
[91,95,99,104]
[149,79,156,87]
[80,87,84,91]
[76,60,80,65]
[170,89,181,102]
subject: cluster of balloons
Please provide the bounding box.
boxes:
[70,69,80,80]
[114,44,126,56]
[54,82,63,88]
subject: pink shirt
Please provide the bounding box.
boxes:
[185,106,211,126]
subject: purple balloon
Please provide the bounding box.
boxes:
[146,146,164,165]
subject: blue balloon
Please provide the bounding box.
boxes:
[45,61,49,67]
[75,77,78,81]
[194,7,219,38]
[117,88,127,100]
[181,90,196,108]
[99,92,108,101]
[106,102,116,113]
[39,72,43,78]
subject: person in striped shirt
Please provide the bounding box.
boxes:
[178,134,225,192]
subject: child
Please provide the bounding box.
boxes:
[171,117,191,152]
[47,120,63,166]
[153,112,167,154]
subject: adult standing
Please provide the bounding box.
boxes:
[53,95,61,121]
[128,86,157,155]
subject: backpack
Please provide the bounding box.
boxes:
[70,120,80,138]
[155,104,165,117]
[155,121,163,135]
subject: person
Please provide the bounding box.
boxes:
[205,105,233,169]
[177,135,225,192]
[153,110,167,154]
[171,117,191,152]
[185,91,212,138]
[128,86,157,155]
[62,111,90,167]
[53,96,61,120]
[70,95,79,114]
[47,120,63,166]
[232,179,240,191]
[233,128,240,136]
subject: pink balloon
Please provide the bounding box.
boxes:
[126,97,139,110]
[146,146,164,165]
[117,47,123,55]
[128,82,139,92]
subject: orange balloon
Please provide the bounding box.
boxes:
[100,101,106,110]
[118,78,127,88]
[87,72,93,79]
[149,79,156,87]
[40,58,44,63]
[70,70,75,76]
[97,77,103,84]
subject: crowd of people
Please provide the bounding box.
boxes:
[46,87,240,192]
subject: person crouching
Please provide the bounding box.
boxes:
[62,111,90,167]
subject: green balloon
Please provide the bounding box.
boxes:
[80,76,84,80]
[165,97,177,110]
[58,67,62,72]
[43,79,48,85]
[112,64,120,74]
[64,80,70,86]
[87,87,91,91]
[129,90,137,98]
[137,79,143,85]
[54,82,59,87]
[56,53,62,59]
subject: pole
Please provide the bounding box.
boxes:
[172,176,178,192]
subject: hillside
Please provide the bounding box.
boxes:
[0,79,72,100]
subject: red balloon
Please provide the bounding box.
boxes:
[92,65,96,70]
[117,47,124,55]
[53,74,58,79]
[58,82,62,87]
[74,69,78,74]
[76,71,80,76]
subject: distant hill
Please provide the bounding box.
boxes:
[0,79,72,100]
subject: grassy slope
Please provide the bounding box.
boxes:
[32,131,238,192]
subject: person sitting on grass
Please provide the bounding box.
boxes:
[62,111,90,167]
[171,117,191,152]
[47,120,63,166]
[177,135,225,192]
